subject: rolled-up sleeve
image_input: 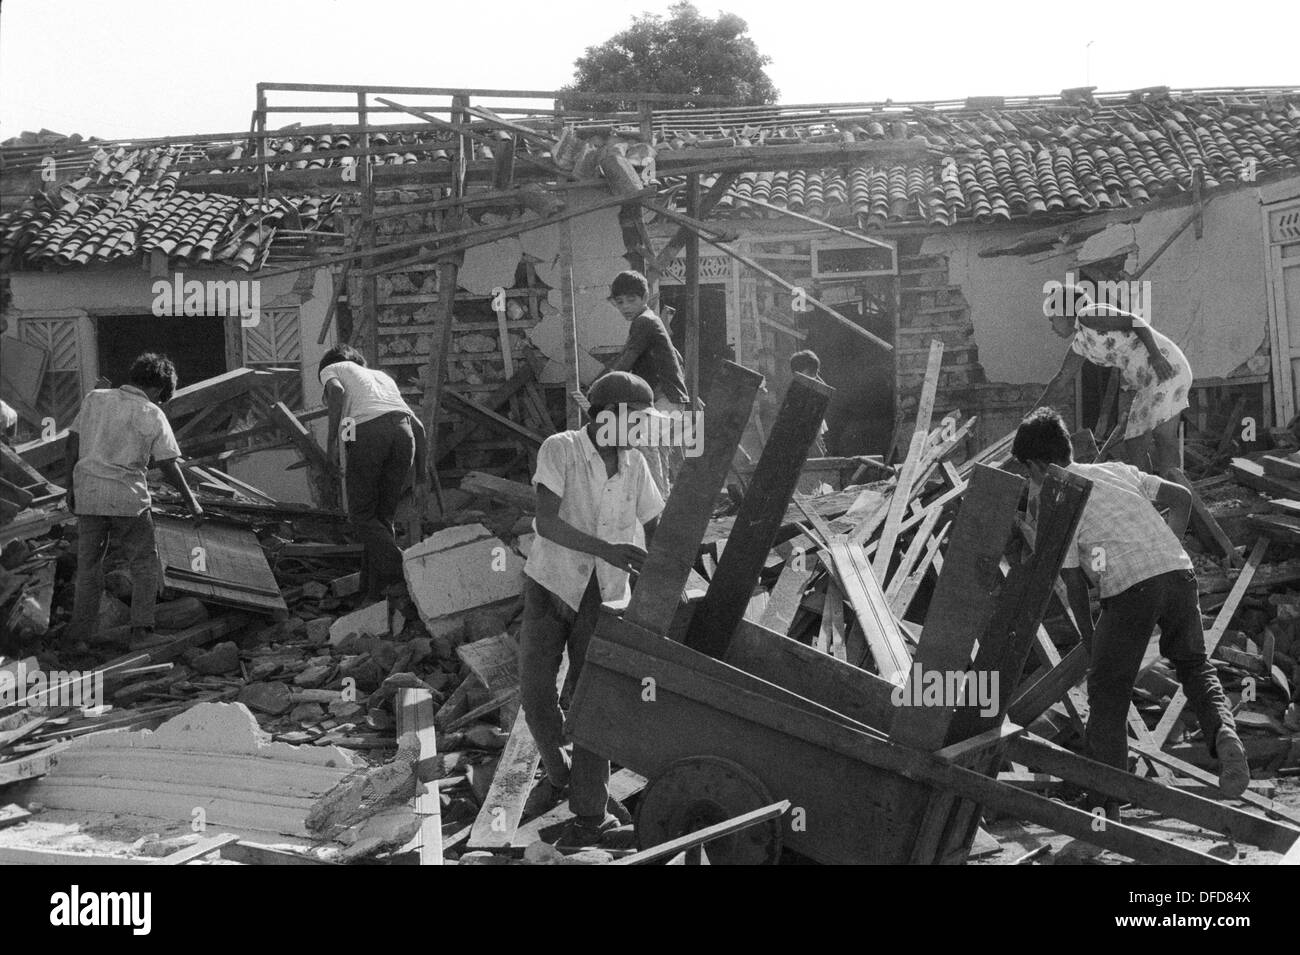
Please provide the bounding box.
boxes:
[532,435,568,499]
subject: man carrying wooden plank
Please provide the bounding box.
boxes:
[519,372,664,848]
[1011,409,1248,815]
[318,344,428,601]
[63,353,204,644]
[605,270,690,497]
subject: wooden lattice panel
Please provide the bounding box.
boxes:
[242,306,303,410]
[20,317,80,427]
[1270,206,1300,244]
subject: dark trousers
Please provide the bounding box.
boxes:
[517,574,609,818]
[68,511,159,639]
[346,411,415,598]
[1085,569,1235,775]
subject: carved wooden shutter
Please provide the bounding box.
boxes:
[242,306,303,410]
[20,317,81,427]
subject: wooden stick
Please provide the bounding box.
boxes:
[611,801,790,865]
[396,688,444,865]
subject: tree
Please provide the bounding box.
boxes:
[563,2,778,111]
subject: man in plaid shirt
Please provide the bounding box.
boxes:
[1012,409,1248,815]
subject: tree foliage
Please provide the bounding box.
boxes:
[563,3,778,111]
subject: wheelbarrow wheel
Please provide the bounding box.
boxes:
[636,756,783,865]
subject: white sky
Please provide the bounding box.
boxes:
[2,0,1297,140]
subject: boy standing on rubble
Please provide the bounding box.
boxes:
[1011,408,1249,814]
[64,353,204,644]
[520,371,665,848]
[607,270,690,497]
[319,344,428,602]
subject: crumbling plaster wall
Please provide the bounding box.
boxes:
[921,184,1272,388]
[454,192,630,387]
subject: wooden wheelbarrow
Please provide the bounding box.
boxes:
[568,362,1300,865]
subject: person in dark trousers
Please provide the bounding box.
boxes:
[607,270,690,497]
[1011,408,1249,815]
[519,371,665,848]
[64,353,203,644]
[789,349,829,456]
[319,345,428,601]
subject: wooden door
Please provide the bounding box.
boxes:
[1265,198,1300,425]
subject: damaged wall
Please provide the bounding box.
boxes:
[923,183,1274,388]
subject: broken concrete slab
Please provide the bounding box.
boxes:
[403,524,524,629]
[22,702,360,844]
[329,601,389,646]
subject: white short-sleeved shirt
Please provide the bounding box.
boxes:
[525,427,665,612]
[70,386,182,516]
[319,362,411,426]
[1061,461,1192,599]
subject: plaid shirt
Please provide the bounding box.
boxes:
[1060,461,1191,599]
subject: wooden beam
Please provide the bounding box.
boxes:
[468,654,567,850]
[442,390,544,447]
[624,360,763,637]
[263,401,336,509]
[653,172,740,272]
[825,536,911,684]
[889,465,1024,750]
[1170,466,1240,567]
[1009,734,1300,853]
[611,800,790,865]
[685,373,832,657]
[948,465,1092,743]
[685,172,701,405]
[396,688,444,865]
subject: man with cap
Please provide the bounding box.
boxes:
[519,371,665,848]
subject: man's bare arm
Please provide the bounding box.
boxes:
[1153,479,1192,539]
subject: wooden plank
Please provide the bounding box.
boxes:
[883,503,943,600]
[164,368,277,420]
[888,523,947,618]
[947,465,1092,744]
[624,361,763,637]
[1229,457,1300,498]
[611,801,790,865]
[870,430,928,578]
[685,373,831,657]
[152,833,241,865]
[1009,734,1300,853]
[396,688,444,865]
[1150,537,1268,748]
[1170,466,1240,566]
[461,471,536,511]
[825,536,911,683]
[889,465,1024,750]
[468,653,568,850]
[264,401,336,508]
[821,582,846,662]
[1132,743,1300,829]
[442,389,544,446]
[758,557,815,636]
[1263,453,1300,482]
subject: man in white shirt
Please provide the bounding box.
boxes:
[319,345,428,601]
[520,371,665,848]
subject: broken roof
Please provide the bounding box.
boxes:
[2,85,1298,273]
